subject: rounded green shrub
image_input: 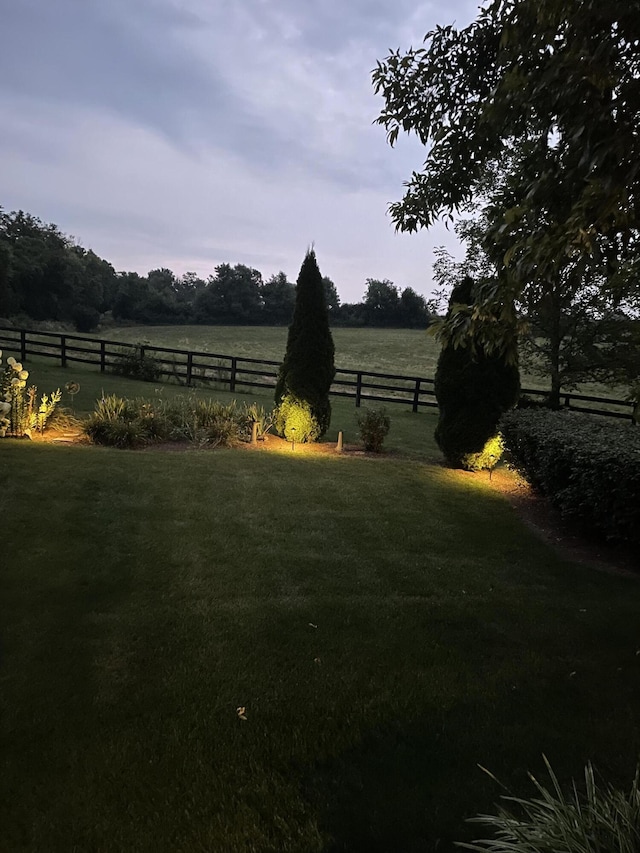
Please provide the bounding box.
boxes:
[274,395,320,443]
[356,406,391,452]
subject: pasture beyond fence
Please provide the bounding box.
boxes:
[0,326,634,420]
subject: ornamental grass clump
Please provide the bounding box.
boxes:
[460,757,640,853]
[0,350,61,438]
[84,394,261,449]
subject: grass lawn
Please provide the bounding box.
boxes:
[1,388,639,851]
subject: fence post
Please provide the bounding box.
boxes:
[20,330,27,362]
[355,372,362,408]
[100,341,106,373]
[186,352,193,386]
[230,357,237,392]
[412,378,421,413]
[60,335,67,368]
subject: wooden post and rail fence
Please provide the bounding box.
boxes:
[0,326,635,421]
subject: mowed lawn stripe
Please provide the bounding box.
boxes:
[1,442,639,852]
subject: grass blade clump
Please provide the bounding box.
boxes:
[83,394,267,449]
[459,757,640,853]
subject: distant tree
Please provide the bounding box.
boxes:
[0,239,15,317]
[333,301,367,326]
[332,301,366,326]
[322,276,341,313]
[261,272,296,325]
[399,287,430,328]
[147,268,176,293]
[274,250,336,441]
[0,210,72,320]
[434,278,520,470]
[363,278,400,326]
[194,263,263,324]
[113,272,149,322]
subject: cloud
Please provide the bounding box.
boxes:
[0,0,479,301]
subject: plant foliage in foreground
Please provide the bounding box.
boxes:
[500,408,640,547]
[460,757,640,853]
[0,350,61,437]
[84,393,264,448]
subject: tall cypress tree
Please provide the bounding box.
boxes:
[274,249,335,441]
[434,277,520,470]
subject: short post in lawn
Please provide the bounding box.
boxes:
[336,431,343,452]
[291,426,296,451]
[251,422,258,445]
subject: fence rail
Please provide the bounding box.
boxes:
[0,326,634,420]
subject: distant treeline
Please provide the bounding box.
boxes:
[0,207,433,332]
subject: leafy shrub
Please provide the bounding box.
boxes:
[111,344,162,383]
[464,434,504,473]
[500,408,640,546]
[0,351,61,438]
[460,757,640,853]
[356,406,390,452]
[274,394,320,443]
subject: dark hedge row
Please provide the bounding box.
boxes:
[500,409,640,547]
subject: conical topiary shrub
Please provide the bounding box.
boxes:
[274,249,335,441]
[434,277,520,470]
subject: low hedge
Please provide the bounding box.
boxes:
[500,409,640,547]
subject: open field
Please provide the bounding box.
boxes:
[1,367,640,851]
[95,324,631,400]
[100,324,443,378]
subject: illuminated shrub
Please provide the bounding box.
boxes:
[356,406,390,452]
[434,277,519,470]
[462,433,504,473]
[274,249,335,441]
[274,395,319,442]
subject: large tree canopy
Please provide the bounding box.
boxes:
[373,0,640,286]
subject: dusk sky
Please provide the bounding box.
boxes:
[1,0,483,303]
